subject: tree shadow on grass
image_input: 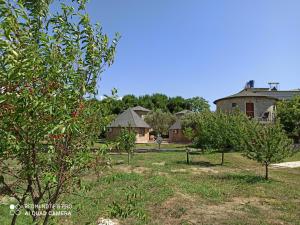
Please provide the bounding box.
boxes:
[175,160,219,167]
[212,173,275,184]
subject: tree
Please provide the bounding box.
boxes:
[167,96,187,113]
[150,93,169,111]
[182,127,195,142]
[181,112,198,141]
[87,98,117,138]
[239,122,294,180]
[122,94,139,109]
[187,97,210,112]
[144,110,176,136]
[103,98,124,115]
[117,128,136,164]
[0,0,119,224]
[138,94,154,110]
[277,96,300,143]
[188,111,248,165]
[105,93,210,114]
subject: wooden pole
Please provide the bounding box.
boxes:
[186,148,190,164]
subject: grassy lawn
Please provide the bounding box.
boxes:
[94,142,189,150]
[135,143,188,150]
[1,151,300,225]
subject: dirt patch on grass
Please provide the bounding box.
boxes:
[114,165,151,174]
[114,165,132,173]
[132,167,151,174]
[170,167,220,175]
[190,167,219,174]
[155,171,169,176]
[152,161,166,166]
[170,169,188,173]
[97,218,120,225]
[151,192,285,225]
[271,161,300,168]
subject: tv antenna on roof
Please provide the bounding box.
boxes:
[268,82,279,91]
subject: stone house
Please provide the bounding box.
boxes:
[214,81,300,122]
[107,107,151,143]
[169,110,192,143]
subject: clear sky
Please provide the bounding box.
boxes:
[84,0,300,109]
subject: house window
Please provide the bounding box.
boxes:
[232,103,237,108]
[108,128,112,133]
[173,129,178,134]
[246,102,254,118]
[139,128,145,137]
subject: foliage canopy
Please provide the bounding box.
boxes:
[238,122,294,179]
[144,109,176,136]
[0,0,118,224]
[277,96,300,142]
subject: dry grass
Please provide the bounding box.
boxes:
[1,151,300,225]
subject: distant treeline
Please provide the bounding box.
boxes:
[101,93,210,115]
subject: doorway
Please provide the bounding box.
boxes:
[246,102,254,118]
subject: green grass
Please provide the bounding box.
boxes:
[93,142,188,151]
[1,151,300,225]
[135,143,188,150]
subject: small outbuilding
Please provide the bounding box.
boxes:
[107,108,151,143]
[169,110,192,143]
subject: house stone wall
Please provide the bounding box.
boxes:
[215,97,277,119]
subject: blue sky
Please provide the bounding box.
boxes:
[85,0,300,109]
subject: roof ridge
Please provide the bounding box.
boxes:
[132,105,151,111]
[130,108,139,127]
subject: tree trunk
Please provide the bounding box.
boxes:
[265,162,269,180]
[43,208,51,225]
[10,183,31,225]
[43,184,61,225]
[11,211,18,225]
[186,150,190,164]
[221,151,224,165]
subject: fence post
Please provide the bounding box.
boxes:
[186,147,190,164]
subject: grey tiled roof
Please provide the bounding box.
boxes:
[132,106,151,112]
[108,108,150,128]
[256,91,300,100]
[169,120,182,130]
[170,110,192,130]
[214,88,300,104]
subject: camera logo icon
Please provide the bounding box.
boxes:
[9,204,21,215]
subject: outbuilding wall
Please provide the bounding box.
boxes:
[169,129,190,143]
[107,127,150,143]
